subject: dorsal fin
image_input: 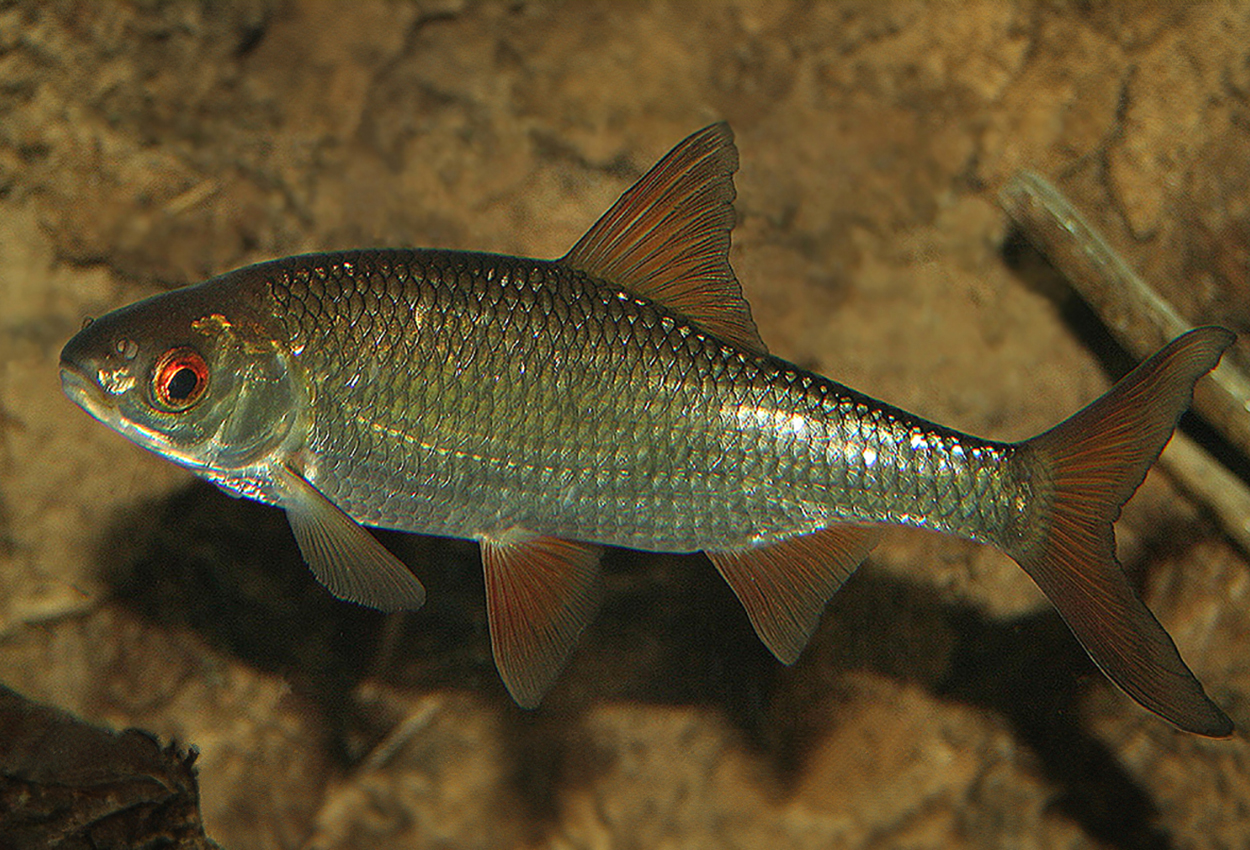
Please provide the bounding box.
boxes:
[560,123,766,354]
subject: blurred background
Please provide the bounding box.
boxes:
[1,2,1248,847]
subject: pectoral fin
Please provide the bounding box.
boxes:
[479,530,603,708]
[706,524,880,663]
[276,464,426,611]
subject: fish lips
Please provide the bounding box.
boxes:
[59,362,116,426]
[59,360,154,450]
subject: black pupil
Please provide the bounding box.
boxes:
[166,366,200,401]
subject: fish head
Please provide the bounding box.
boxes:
[60,282,301,476]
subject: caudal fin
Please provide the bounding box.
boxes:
[1015,327,1235,736]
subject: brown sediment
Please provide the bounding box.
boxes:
[2,3,1249,848]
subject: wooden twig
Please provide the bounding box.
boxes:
[1000,171,1250,553]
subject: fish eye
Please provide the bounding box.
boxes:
[152,347,210,412]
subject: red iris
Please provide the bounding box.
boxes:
[152,348,210,411]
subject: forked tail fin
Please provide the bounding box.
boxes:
[1014,326,1235,736]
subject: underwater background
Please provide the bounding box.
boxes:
[1,2,1248,847]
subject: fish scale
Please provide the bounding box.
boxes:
[60,123,1234,730]
[264,249,1027,552]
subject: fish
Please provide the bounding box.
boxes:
[60,124,1234,735]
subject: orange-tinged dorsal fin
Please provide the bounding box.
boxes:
[479,529,604,708]
[706,524,880,664]
[560,123,767,354]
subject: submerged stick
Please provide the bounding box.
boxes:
[1000,171,1250,553]
[1162,434,1250,556]
[999,171,1250,459]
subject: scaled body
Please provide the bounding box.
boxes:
[61,125,1233,734]
[260,249,1025,552]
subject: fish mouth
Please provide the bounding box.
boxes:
[59,363,117,425]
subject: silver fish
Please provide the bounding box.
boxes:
[60,125,1234,733]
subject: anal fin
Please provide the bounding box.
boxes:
[276,464,427,611]
[706,524,880,664]
[479,530,604,708]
